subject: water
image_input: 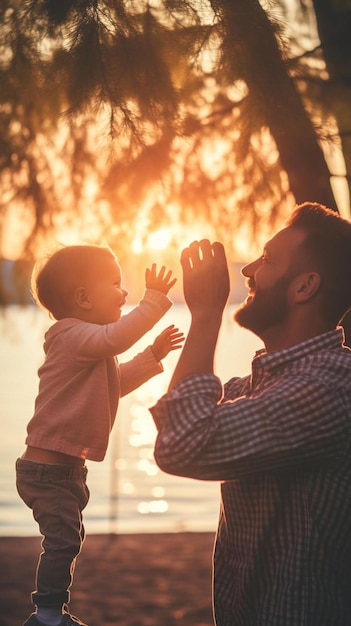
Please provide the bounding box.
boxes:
[0,304,262,536]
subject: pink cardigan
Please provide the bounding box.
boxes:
[26,289,172,461]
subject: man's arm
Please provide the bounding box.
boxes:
[152,372,348,481]
[168,239,230,389]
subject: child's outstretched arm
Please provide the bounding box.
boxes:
[151,325,185,362]
[145,264,177,295]
[119,325,185,396]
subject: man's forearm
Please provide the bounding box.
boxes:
[168,313,223,390]
[168,239,229,390]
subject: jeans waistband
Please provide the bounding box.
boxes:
[16,457,87,480]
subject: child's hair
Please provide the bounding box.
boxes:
[31,244,115,320]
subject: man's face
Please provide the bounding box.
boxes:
[234,227,306,337]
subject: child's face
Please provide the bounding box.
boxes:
[85,255,128,324]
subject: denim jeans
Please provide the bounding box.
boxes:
[16,458,90,608]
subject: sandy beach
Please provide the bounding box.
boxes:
[0,532,215,626]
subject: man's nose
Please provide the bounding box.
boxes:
[241,258,260,278]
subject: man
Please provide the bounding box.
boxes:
[150,203,351,626]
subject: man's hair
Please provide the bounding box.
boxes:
[31,244,115,320]
[287,202,351,325]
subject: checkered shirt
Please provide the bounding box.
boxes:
[151,328,351,625]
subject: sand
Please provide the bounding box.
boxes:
[0,532,215,626]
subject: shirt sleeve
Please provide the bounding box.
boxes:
[66,289,172,362]
[150,373,349,480]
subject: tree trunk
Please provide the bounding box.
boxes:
[220,0,338,210]
[312,0,351,210]
[220,0,350,344]
[309,0,351,345]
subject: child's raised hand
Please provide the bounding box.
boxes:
[151,325,185,362]
[145,264,177,295]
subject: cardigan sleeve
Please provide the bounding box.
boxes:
[119,346,163,396]
[61,289,172,361]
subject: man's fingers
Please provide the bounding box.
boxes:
[198,239,213,259]
[212,241,228,269]
[181,240,208,270]
[180,245,194,272]
[212,241,225,257]
[181,240,225,272]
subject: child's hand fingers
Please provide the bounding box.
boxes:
[169,331,185,341]
[145,264,157,279]
[170,337,185,345]
[157,266,166,280]
[162,269,172,282]
[145,266,177,294]
[161,325,181,337]
[166,277,177,289]
[169,331,185,348]
[169,339,185,350]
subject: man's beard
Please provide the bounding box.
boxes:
[234,275,292,337]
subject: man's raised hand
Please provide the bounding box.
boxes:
[180,240,230,317]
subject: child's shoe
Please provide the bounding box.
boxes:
[23,613,88,626]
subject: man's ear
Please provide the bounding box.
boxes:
[74,287,93,310]
[293,272,321,303]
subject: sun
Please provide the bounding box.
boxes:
[147,228,172,250]
[130,218,220,258]
[131,227,173,254]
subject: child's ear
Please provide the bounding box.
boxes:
[293,272,321,303]
[74,287,93,310]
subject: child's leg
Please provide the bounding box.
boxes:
[16,459,89,612]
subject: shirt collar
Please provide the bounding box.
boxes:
[252,327,346,373]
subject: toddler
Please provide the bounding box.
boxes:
[16,244,184,626]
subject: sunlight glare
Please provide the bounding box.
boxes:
[152,486,165,498]
[138,500,169,514]
[121,481,135,495]
[147,228,172,250]
[137,458,158,476]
